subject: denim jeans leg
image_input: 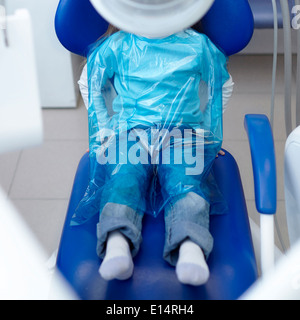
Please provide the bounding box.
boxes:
[163,192,214,266]
[96,202,144,259]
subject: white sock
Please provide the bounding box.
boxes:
[176,239,210,286]
[99,231,134,281]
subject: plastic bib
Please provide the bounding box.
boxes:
[71,29,230,226]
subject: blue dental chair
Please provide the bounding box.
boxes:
[55,0,276,300]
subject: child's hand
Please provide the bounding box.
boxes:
[216,150,225,158]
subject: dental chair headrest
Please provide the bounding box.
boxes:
[55,0,254,57]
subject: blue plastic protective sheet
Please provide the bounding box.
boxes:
[71,29,230,226]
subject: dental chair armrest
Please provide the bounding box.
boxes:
[244,114,277,215]
[244,114,277,274]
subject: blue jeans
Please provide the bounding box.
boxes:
[96,126,215,266]
[97,192,213,266]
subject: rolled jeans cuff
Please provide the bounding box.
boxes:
[163,221,214,266]
[96,203,143,259]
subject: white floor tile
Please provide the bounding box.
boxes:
[228,54,296,95]
[223,93,294,142]
[42,101,88,141]
[0,151,21,194]
[9,140,87,200]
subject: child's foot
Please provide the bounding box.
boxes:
[176,239,210,286]
[99,231,134,281]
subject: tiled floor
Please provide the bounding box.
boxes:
[0,54,295,258]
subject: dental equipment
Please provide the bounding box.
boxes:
[89,0,215,39]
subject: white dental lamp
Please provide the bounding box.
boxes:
[89,0,215,38]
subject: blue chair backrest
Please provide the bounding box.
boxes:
[55,0,254,57]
